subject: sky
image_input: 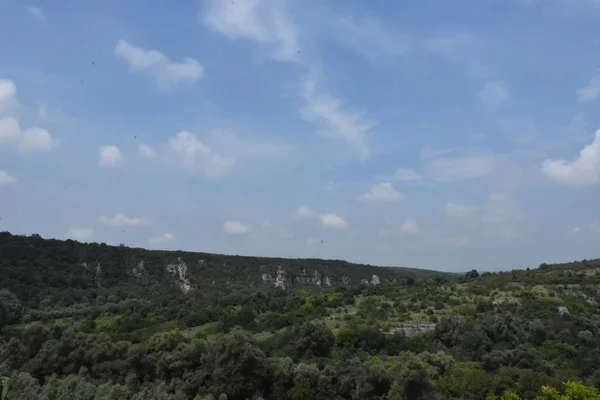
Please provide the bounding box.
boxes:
[1,0,600,272]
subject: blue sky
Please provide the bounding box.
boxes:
[1,0,600,272]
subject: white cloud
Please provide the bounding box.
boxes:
[0,169,16,185]
[168,131,235,179]
[25,5,46,22]
[99,145,123,168]
[300,73,374,160]
[66,228,94,241]
[114,40,204,89]
[359,182,405,202]
[224,221,251,235]
[577,76,600,103]
[149,232,176,244]
[0,119,55,154]
[139,143,156,158]
[447,235,472,248]
[0,79,16,107]
[380,219,421,238]
[401,219,421,236]
[202,0,300,63]
[567,227,581,236]
[99,213,148,227]
[18,127,55,154]
[479,82,510,108]
[445,203,478,219]
[424,152,497,182]
[319,213,348,229]
[295,206,315,219]
[392,168,423,181]
[0,117,20,146]
[542,129,600,187]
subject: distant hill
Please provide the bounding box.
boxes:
[0,232,449,304]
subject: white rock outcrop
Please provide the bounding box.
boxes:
[166,257,192,293]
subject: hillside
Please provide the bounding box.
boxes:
[1,231,600,399]
[0,231,447,305]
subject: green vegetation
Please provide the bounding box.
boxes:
[1,233,600,399]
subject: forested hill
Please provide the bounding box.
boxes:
[0,232,446,302]
[3,231,600,398]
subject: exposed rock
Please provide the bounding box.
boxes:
[274,266,286,289]
[95,263,102,287]
[324,276,332,287]
[262,273,272,284]
[371,275,380,285]
[133,261,147,278]
[312,270,322,286]
[166,257,192,294]
[295,269,310,285]
[389,323,436,337]
[558,306,569,315]
[342,276,350,285]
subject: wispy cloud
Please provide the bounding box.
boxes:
[202,0,300,63]
[295,206,315,219]
[99,213,149,227]
[0,169,16,185]
[139,144,156,158]
[114,40,204,89]
[168,131,235,179]
[300,72,374,160]
[380,219,421,238]
[479,82,510,108]
[577,76,600,103]
[358,183,405,202]
[25,5,46,22]
[203,1,376,159]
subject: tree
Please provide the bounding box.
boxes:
[466,270,480,279]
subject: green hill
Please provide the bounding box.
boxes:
[1,231,600,399]
[0,231,447,306]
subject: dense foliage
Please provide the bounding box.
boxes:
[0,232,446,308]
[1,233,600,399]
